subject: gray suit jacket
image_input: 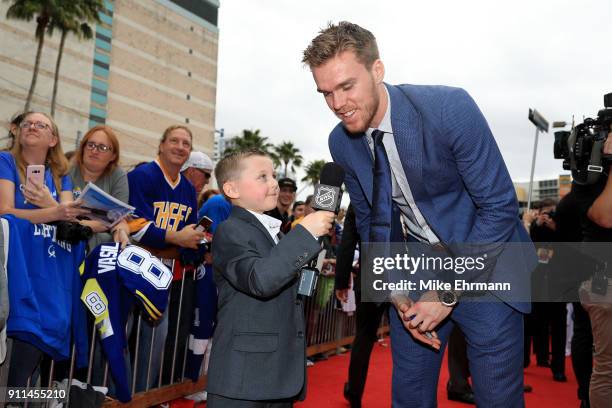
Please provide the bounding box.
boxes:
[207,206,321,401]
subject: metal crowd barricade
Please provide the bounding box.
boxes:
[0,268,389,408]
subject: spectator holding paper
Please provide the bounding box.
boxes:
[69,125,130,249]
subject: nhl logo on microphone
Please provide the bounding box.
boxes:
[312,184,341,212]
[315,186,335,208]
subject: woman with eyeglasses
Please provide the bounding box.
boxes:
[0,112,87,223]
[69,125,130,249]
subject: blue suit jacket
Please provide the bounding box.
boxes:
[329,83,535,312]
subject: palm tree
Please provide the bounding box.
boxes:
[223,129,275,157]
[49,0,102,117]
[6,0,57,111]
[274,141,303,178]
[301,159,326,187]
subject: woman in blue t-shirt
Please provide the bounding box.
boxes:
[0,112,88,223]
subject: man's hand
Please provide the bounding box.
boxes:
[604,131,612,155]
[587,131,612,228]
[111,220,131,249]
[540,213,556,230]
[405,291,453,334]
[392,293,441,349]
[112,229,130,249]
[335,288,348,303]
[522,209,537,231]
[168,224,206,249]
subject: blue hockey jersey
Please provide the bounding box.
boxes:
[2,215,87,367]
[184,263,217,381]
[81,243,172,402]
[127,160,198,248]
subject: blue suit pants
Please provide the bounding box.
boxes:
[390,301,524,408]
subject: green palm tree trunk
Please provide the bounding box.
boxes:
[24,17,49,112]
[50,29,67,117]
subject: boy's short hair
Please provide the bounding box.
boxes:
[215,149,268,198]
[302,21,379,69]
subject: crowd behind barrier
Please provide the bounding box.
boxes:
[0,114,382,407]
[1,108,609,408]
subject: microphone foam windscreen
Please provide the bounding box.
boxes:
[319,162,345,187]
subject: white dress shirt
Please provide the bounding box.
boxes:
[248,210,282,243]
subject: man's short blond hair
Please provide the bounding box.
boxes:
[302,21,379,69]
[215,149,268,198]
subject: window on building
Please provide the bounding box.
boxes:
[94,60,110,70]
[169,0,218,27]
[89,114,106,124]
[92,87,107,97]
[95,32,112,44]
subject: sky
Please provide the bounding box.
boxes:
[214,0,612,191]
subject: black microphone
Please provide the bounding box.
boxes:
[298,162,345,297]
[311,162,345,214]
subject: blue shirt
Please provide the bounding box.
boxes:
[198,194,232,234]
[3,215,87,366]
[0,152,72,209]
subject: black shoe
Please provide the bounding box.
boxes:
[524,384,533,393]
[552,372,567,382]
[447,390,476,405]
[343,382,361,408]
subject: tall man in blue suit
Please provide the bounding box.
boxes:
[303,22,535,407]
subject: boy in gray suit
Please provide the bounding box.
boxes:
[207,150,335,408]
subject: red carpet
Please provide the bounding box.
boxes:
[296,338,580,407]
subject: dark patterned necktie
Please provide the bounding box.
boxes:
[368,129,394,243]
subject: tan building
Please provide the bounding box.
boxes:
[514,175,572,208]
[1,0,219,166]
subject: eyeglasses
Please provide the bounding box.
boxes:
[19,121,50,131]
[85,141,113,153]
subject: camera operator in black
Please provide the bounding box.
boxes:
[573,126,612,408]
[551,93,612,408]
